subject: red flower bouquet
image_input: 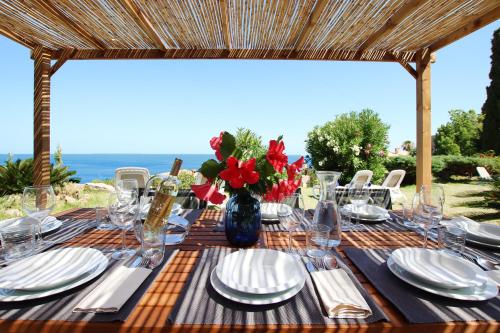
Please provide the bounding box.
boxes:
[191,131,304,204]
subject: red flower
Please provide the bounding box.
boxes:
[285,156,304,180]
[191,183,226,204]
[219,156,260,189]
[210,132,224,161]
[266,140,288,172]
[263,179,301,202]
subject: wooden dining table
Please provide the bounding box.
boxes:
[0,207,497,333]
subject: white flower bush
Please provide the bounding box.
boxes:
[305,109,390,183]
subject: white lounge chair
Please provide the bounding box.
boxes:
[380,170,406,204]
[115,167,151,190]
[348,170,373,187]
[476,167,493,181]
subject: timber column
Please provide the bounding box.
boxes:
[33,46,51,186]
[416,49,432,190]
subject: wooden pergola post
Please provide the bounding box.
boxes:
[416,49,432,190]
[33,46,51,186]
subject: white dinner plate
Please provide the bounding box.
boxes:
[0,247,107,291]
[447,217,500,245]
[387,256,498,301]
[260,203,292,221]
[0,216,62,236]
[341,204,389,221]
[0,251,108,302]
[216,249,306,294]
[390,248,488,290]
[210,266,305,305]
[466,238,500,250]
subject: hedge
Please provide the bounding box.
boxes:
[383,155,500,185]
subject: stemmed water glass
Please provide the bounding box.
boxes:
[418,184,445,248]
[277,194,305,259]
[116,179,139,202]
[22,185,56,247]
[347,183,371,231]
[108,191,138,260]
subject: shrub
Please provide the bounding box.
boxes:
[177,171,196,189]
[0,158,78,196]
[383,155,500,185]
[305,109,389,183]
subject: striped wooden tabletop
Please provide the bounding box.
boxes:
[0,208,497,333]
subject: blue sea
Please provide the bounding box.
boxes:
[0,154,302,183]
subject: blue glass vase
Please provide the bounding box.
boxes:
[224,191,261,247]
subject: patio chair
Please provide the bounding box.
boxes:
[476,167,493,181]
[348,170,373,187]
[115,167,151,195]
[380,170,406,204]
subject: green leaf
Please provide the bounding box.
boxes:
[220,132,236,159]
[199,159,224,179]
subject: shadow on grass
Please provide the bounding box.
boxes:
[464,211,500,222]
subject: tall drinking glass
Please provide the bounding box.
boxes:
[347,183,371,231]
[22,185,56,246]
[277,194,304,258]
[108,192,138,260]
[419,184,445,248]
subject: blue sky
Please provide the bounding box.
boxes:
[0,22,498,155]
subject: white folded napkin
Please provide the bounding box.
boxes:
[74,265,151,313]
[486,270,500,287]
[310,269,372,319]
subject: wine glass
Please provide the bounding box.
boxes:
[116,179,139,203]
[22,185,56,246]
[418,184,445,248]
[277,194,304,259]
[108,191,138,260]
[347,183,371,231]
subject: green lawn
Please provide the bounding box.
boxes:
[301,181,499,224]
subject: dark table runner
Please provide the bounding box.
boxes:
[168,247,388,326]
[344,247,500,323]
[0,249,178,322]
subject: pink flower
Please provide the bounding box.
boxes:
[191,183,226,204]
[266,140,288,172]
[210,132,225,161]
[219,156,260,189]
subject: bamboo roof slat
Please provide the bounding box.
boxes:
[0,0,497,62]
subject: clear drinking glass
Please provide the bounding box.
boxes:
[277,194,304,258]
[437,224,466,256]
[347,183,371,231]
[22,185,56,246]
[419,184,445,248]
[306,224,330,259]
[0,220,37,260]
[108,192,138,260]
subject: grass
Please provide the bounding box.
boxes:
[300,181,499,224]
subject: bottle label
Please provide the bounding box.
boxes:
[144,191,175,231]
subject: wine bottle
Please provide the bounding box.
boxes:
[170,158,183,176]
[144,176,179,231]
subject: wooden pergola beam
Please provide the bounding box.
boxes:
[122,0,168,51]
[32,0,106,50]
[50,48,74,77]
[391,53,417,79]
[0,26,35,49]
[358,0,429,52]
[33,46,52,186]
[416,49,432,190]
[292,0,329,51]
[46,48,409,62]
[220,0,231,49]
[429,5,500,52]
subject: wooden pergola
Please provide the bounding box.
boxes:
[1,0,499,189]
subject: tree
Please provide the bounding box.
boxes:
[434,109,483,156]
[54,144,63,166]
[401,140,414,152]
[305,109,390,183]
[480,28,500,154]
